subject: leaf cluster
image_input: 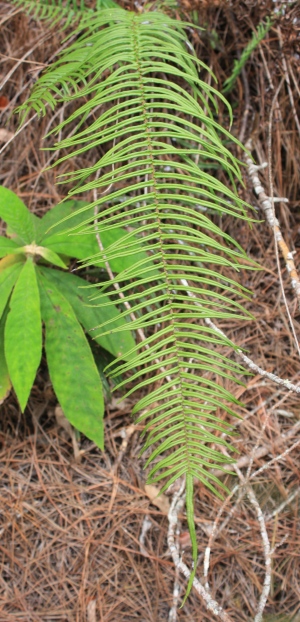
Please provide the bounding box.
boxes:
[0,186,139,446]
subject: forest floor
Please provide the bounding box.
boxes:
[0,1,300,621]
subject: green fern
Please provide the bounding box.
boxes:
[14,2,254,588]
[223,17,273,94]
[12,0,118,28]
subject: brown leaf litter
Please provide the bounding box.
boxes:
[0,1,300,620]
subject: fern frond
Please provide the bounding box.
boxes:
[16,6,255,577]
[12,0,118,29]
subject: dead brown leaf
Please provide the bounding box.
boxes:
[144,484,170,515]
[0,128,14,143]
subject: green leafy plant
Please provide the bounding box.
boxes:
[12,0,256,585]
[0,185,139,447]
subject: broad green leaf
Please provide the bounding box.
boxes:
[37,270,104,449]
[0,237,19,258]
[36,200,93,241]
[5,258,42,411]
[39,267,135,360]
[0,186,39,243]
[0,262,23,320]
[44,231,100,261]
[0,307,11,403]
[0,253,25,274]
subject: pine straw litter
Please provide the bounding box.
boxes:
[0,1,300,620]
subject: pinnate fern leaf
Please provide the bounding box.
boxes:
[12,0,118,29]
[15,4,254,576]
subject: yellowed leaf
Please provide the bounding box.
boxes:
[0,254,24,274]
[0,383,11,405]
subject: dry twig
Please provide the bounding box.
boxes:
[244,138,300,312]
[181,278,300,394]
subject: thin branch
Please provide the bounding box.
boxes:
[107,423,136,512]
[213,419,300,478]
[0,33,51,91]
[203,484,240,590]
[244,137,300,316]
[207,315,300,393]
[246,398,271,480]
[267,487,299,520]
[247,486,272,622]
[250,435,300,480]
[168,505,182,622]
[232,461,272,622]
[266,79,300,356]
[167,480,234,622]
[0,112,39,156]
[139,514,152,557]
[168,567,181,622]
[180,278,300,394]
